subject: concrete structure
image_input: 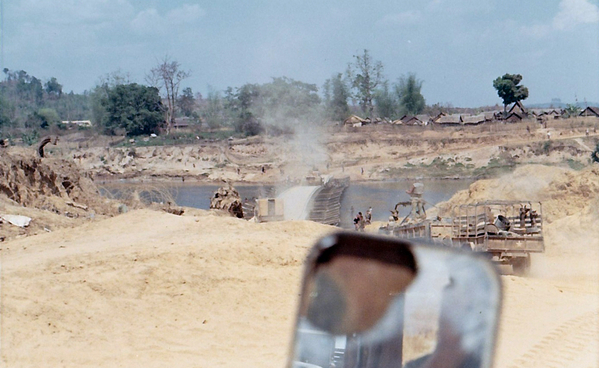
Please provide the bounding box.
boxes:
[61,120,92,127]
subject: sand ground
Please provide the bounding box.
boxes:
[1,166,598,367]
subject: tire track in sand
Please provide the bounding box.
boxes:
[507,310,599,368]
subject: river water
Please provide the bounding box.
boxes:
[100,179,474,228]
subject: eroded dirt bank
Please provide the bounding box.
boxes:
[33,117,599,183]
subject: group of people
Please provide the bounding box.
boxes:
[519,205,538,229]
[353,207,372,231]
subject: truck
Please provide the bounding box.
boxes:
[381,200,545,274]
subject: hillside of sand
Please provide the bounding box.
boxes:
[1,164,598,367]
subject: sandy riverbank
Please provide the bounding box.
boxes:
[31,117,599,184]
[1,164,598,367]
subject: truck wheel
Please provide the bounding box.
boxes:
[512,254,531,276]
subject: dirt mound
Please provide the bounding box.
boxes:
[0,209,336,368]
[209,184,244,218]
[543,165,599,220]
[0,151,117,239]
[437,164,599,223]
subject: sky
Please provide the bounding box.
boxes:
[2,0,598,107]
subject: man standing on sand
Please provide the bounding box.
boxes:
[366,207,372,224]
[354,212,365,231]
[358,212,365,231]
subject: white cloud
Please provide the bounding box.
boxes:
[130,8,163,35]
[520,0,599,38]
[381,10,422,25]
[553,0,599,30]
[167,4,206,24]
[130,4,205,35]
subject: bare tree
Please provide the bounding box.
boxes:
[347,49,384,119]
[146,56,191,134]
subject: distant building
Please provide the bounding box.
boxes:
[416,114,431,125]
[400,115,422,126]
[435,114,462,126]
[505,112,523,123]
[461,114,486,125]
[508,101,527,117]
[579,106,599,118]
[343,115,367,127]
[61,120,92,127]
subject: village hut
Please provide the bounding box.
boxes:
[431,112,446,124]
[505,112,523,123]
[580,106,599,118]
[483,111,498,122]
[508,101,527,117]
[343,115,367,127]
[435,114,462,126]
[416,114,431,125]
[462,114,486,126]
[400,115,421,126]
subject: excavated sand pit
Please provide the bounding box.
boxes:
[0,164,597,367]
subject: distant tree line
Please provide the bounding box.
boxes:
[0,68,90,139]
[0,50,429,139]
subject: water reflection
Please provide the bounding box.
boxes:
[339,180,473,228]
[100,179,473,227]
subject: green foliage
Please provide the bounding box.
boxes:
[563,104,580,118]
[323,73,350,121]
[592,142,599,163]
[21,130,40,146]
[374,81,398,119]
[0,69,91,131]
[116,130,239,147]
[35,108,61,128]
[224,77,321,136]
[147,57,191,134]
[347,49,384,118]
[90,88,108,128]
[396,73,425,116]
[565,158,586,170]
[45,77,63,99]
[226,83,262,136]
[200,88,226,130]
[91,70,133,128]
[493,74,529,116]
[101,83,164,136]
[258,77,321,126]
[178,87,196,117]
[0,95,12,128]
[542,140,553,154]
[471,156,516,177]
[4,70,44,106]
